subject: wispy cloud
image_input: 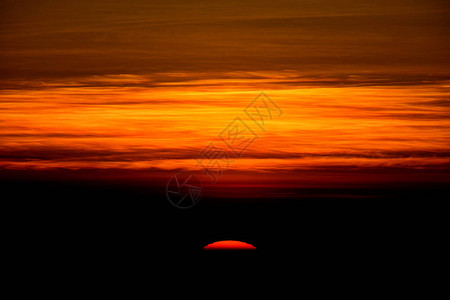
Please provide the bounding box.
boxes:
[1,74,449,174]
[0,1,449,187]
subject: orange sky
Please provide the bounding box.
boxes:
[1,1,449,187]
[1,74,449,173]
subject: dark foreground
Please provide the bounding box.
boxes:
[4,170,446,269]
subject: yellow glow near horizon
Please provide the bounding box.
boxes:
[1,75,449,175]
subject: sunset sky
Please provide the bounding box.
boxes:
[1,0,449,194]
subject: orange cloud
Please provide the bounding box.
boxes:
[1,74,449,179]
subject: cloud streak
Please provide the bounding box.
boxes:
[0,1,449,187]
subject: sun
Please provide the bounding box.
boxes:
[203,240,256,250]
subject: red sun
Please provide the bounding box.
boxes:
[203,240,256,250]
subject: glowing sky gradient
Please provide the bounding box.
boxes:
[1,74,449,171]
[1,1,449,190]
